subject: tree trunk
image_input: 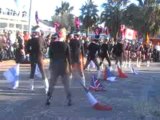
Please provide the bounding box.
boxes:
[86,27,89,36]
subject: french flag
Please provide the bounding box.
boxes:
[117,66,128,78]
[106,67,116,82]
[89,74,105,91]
[80,82,112,111]
[3,64,20,89]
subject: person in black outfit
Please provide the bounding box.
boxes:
[69,32,86,86]
[83,37,100,70]
[15,32,25,63]
[112,39,124,68]
[46,28,72,106]
[26,28,49,92]
[99,39,111,69]
[12,32,24,89]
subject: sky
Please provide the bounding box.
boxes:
[0,0,137,20]
[32,0,107,19]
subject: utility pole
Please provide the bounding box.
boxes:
[28,0,32,34]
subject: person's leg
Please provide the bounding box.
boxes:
[93,58,100,70]
[83,56,91,70]
[92,58,101,79]
[99,56,104,67]
[77,63,86,86]
[37,58,46,79]
[105,55,111,67]
[128,52,132,68]
[46,70,59,105]
[12,63,20,89]
[38,59,49,93]
[61,74,72,106]
[115,56,118,67]
[30,62,36,90]
[146,53,151,67]
[119,56,123,68]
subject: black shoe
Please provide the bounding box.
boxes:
[67,99,72,106]
[46,97,51,106]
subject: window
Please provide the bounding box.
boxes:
[16,24,22,29]
[23,25,28,31]
[9,23,14,28]
[0,23,7,28]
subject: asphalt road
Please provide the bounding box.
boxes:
[0,60,160,120]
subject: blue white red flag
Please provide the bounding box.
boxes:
[89,74,105,91]
[3,64,20,83]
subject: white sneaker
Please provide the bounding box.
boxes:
[45,87,49,94]
[12,80,19,90]
[30,79,34,91]
[31,84,34,91]
[69,74,73,80]
[81,76,86,86]
[44,78,49,94]
[147,61,150,67]
[128,61,131,68]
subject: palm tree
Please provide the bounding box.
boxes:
[101,0,127,40]
[80,0,99,35]
[122,4,144,31]
[137,0,160,37]
[55,1,74,16]
[53,1,74,31]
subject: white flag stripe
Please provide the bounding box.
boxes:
[3,64,19,83]
[86,92,98,106]
[107,77,116,82]
[35,64,42,78]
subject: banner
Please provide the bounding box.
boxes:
[74,17,80,30]
[125,28,137,40]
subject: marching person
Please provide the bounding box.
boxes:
[69,32,86,86]
[12,32,25,89]
[46,27,72,106]
[145,42,153,67]
[99,38,112,70]
[112,39,124,68]
[83,36,100,71]
[26,28,49,92]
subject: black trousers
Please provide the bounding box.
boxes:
[30,57,46,79]
[99,55,111,67]
[47,62,71,99]
[83,56,100,70]
[115,55,123,66]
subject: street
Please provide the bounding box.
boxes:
[0,60,160,120]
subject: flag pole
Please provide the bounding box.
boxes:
[28,0,33,34]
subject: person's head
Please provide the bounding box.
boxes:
[57,27,67,41]
[91,35,99,43]
[74,32,81,40]
[51,33,59,41]
[103,38,108,44]
[117,38,122,44]
[31,27,41,38]
[69,33,74,39]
